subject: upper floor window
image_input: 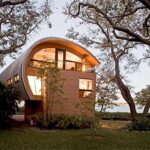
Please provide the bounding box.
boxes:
[57,50,64,69]
[29,48,92,72]
[66,51,82,62]
[33,48,55,62]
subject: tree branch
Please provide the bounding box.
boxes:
[138,0,150,10]
[0,0,27,7]
[69,2,150,46]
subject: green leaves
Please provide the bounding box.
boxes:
[135,85,150,107]
[0,82,19,128]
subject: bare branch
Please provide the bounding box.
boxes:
[69,2,150,46]
[0,0,27,7]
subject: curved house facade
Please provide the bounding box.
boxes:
[0,37,99,119]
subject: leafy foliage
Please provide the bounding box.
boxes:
[96,74,118,112]
[65,0,150,122]
[0,0,51,66]
[0,82,19,128]
[66,0,150,46]
[38,62,65,116]
[30,113,93,130]
[135,85,150,107]
[126,118,150,131]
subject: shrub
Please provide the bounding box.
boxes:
[126,118,150,131]
[0,82,19,128]
[95,112,131,121]
[30,113,94,130]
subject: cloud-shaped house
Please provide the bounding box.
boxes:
[0,37,99,119]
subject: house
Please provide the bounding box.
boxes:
[0,37,99,119]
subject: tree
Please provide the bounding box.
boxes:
[135,85,150,117]
[65,0,150,122]
[67,0,150,46]
[38,62,65,118]
[96,68,118,112]
[0,82,19,127]
[0,0,51,66]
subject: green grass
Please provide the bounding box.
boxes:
[0,127,150,150]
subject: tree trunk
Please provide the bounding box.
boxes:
[115,60,137,122]
[142,99,150,118]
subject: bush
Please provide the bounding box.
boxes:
[0,82,19,128]
[30,113,94,130]
[126,118,150,131]
[95,112,150,121]
[95,112,131,121]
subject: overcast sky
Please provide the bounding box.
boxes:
[1,0,150,95]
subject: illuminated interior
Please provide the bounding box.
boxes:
[33,48,55,62]
[66,51,82,62]
[27,48,94,96]
[29,48,92,72]
[27,76,42,96]
[79,79,92,90]
[79,79,93,98]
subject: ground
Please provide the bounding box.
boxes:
[0,116,150,150]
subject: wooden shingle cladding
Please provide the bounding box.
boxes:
[0,37,99,117]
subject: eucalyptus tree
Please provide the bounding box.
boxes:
[65,0,150,122]
[0,0,51,66]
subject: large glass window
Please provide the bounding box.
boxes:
[66,51,82,62]
[29,47,92,72]
[57,50,64,69]
[65,61,76,70]
[27,76,41,95]
[33,48,55,62]
[79,79,93,98]
[79,79,92,90]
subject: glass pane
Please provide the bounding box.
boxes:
[82,63,92,72]
[65,61,75,70]
[79,79,92,90]
[27,76,41,95]
[33,48,55,62]
[79,90,92,98]
[57,60,63,69]
[58,50,64,61]
[14,74,19,82]
[66,51,82,62]
[29,60,55,68]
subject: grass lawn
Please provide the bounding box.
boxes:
[0,125,150,150]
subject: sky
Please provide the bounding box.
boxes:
[1,0,150,103]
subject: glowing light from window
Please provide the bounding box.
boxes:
[79,79,92,90]
[27,76,41,95]
[66,51,82,62]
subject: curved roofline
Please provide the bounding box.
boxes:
[21,37,100,100]
[23,37,100,66]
